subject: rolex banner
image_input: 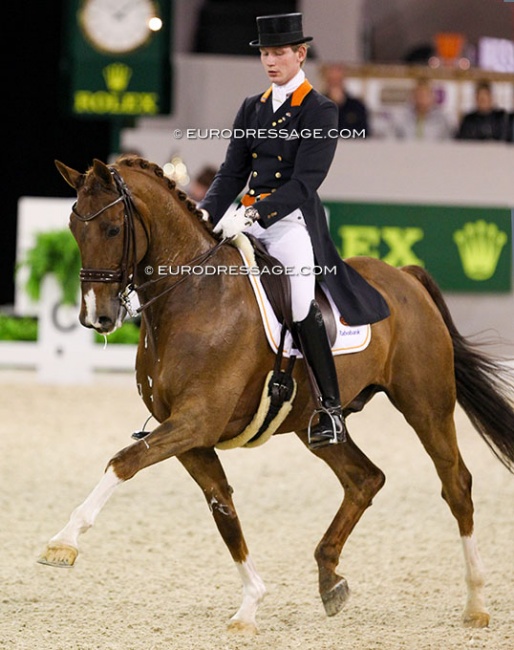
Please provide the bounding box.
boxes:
[62,0,172,118]
[325,201,512,292]
[69,60,168,117]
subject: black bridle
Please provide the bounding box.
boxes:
[71,166,225,316]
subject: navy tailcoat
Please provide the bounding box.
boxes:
[200,80,390,326]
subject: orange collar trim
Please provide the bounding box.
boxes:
[260,86,272,102]
[259,79,313,105]
[291,79,313,106]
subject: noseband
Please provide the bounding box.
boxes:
[71,166,225,316]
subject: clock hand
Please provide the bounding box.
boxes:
[112,0,146,21]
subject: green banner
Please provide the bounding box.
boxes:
[70,60,166,116]
[62,0,172,117]
[324,201,512,292]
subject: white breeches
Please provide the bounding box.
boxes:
[245,207,315,321]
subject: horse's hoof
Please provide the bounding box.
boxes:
[463,611,490,628]
[37,543,78,568]
[321,578,350,617]
[227,619,259,635]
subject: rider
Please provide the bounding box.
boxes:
[199,13,389,447]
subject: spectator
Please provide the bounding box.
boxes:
[507,112,514,143]
[188,165,218,202]
[394,79,452,141]
[319,62,370,136]
[455,81,508,141]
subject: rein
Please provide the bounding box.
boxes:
[72,166,225,316]
[130,241,226,313]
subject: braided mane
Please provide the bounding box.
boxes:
[115,154,213,233]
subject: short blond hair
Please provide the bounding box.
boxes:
[291,42,309,67]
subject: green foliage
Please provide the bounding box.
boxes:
[21,229,81,305]
[0,314,140,345]
[94,320,141,345]
[0,315,38,341]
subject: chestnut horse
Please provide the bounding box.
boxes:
[39,156,514,633]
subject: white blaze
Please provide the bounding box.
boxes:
[83,288,97,326]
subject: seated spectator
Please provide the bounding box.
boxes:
[319,62,370,136]
[507,112,514,143]
[394,79,452,141]
[455,81,508,141]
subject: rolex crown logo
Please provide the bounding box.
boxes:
[103,63,132,93]
[453,220,507,281]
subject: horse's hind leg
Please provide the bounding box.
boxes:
[394,389,489,627]
[177,447,266,634]
[424,419,488,627]
[296,430,386,616]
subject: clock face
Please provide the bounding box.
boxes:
[80,0,159,54]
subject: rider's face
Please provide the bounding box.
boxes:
[260,45,306,86]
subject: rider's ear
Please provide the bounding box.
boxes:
[55,160,84,190]
[92,158,116,189]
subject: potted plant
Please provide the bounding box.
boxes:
[21,229,81,305]
[16,229,140,344]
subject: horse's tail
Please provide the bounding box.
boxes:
[402,264,514,473]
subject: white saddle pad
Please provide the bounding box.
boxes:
[234,235,371,358]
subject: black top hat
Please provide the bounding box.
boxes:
[249,13,313,48]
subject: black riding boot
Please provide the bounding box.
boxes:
[295,301,347,448]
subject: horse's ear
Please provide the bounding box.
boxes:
[92,158,116,189]
[55,160,83,189]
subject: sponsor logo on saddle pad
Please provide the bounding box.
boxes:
[235,242,371,358]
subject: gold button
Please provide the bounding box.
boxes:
[272,121,277,126]
[252,152,258,158]
[249,189,255,195]
[271,188,277,192]
[277,155,282,161]
[252,171,258,177]
[275,172,281,178]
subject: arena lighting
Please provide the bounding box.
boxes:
[163,155,190,186]
[148,16,162,32]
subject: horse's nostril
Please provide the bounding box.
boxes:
[98,316,113,326]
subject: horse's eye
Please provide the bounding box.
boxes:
[107,226,121,238]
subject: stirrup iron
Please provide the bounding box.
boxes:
[307,406,346,448]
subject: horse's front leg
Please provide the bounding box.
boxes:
[37,410,267,631]
[38,465,122,567]
[37,416,205,568]
[178,447,266,634]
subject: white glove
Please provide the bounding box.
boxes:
[199,208,210,222]
[213,206,259,239]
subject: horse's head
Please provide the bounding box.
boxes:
[56,158,149,334]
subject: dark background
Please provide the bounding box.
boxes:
[3,0,295,307]
[3,2,112,306]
